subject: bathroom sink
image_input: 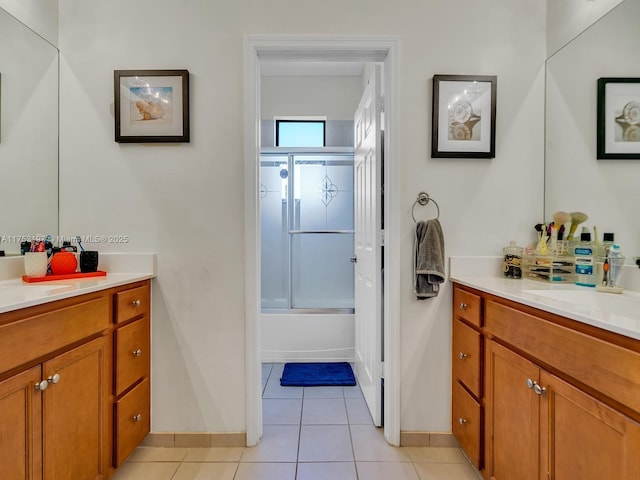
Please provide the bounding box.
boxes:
[522,289,640,319]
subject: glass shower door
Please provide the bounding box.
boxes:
[260,152,354,312]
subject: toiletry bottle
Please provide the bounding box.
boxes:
[601,232,615,256]
[574,230,596,287]
[607,243,624,288]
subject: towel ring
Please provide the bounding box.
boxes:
[411,191,440,223]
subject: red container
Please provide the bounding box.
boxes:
[50,251,78,275]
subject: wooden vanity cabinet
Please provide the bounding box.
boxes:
[452,283,640,480]
[451,286,483,469]
[112,283,151,467]
[0,279,151,480]
[0,293,111,480]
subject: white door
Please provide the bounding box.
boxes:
[353,65,383,426]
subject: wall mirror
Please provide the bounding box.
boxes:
[545,0,640,258]
[0,7,58,255]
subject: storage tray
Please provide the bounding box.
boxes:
[22,270,107,283]
[522,255,575,283]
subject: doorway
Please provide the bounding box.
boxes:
[244,35,401,447]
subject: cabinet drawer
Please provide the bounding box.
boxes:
[115,285,149,325]
[486,300,640,415]
[114,377,150,467]
[452,380,482,469]
[452,318,482,398]
[115,317,149,396]
[453,287,482,327]
[0,296,109,375]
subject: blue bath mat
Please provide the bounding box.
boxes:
[280,362,356,387]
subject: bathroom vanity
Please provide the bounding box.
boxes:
[0,268,152,479]
[451,278,640,480]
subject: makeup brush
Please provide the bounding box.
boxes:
[566,212,588,241]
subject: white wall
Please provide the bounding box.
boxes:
[58,0,545,434]
[0,0,58,46]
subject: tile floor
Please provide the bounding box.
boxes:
[113,363,482,480]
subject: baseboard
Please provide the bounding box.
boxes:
[261,350,355,363]
[142,432,247,448]
[399,431,460,448]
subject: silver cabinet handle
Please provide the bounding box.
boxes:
[48,373,61,384]
[133,349,142,357]
[35,380,48,391]
[132,299,141,307]
[458,302,468,310]
[458,417,468,425]
[533,383,547,396]
[132,414,142,422]
[458,352,469,360]
[526,378,535,389]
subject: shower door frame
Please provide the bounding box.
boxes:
[244,35,401,447]
[261,148,356,314]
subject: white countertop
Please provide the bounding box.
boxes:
[0,253,156,314]
[449,256,640,341]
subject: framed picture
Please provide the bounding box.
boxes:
[597,77,640,159]
[431,74,497,158]
[114,69,190,143]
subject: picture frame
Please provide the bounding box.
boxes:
[597,77,640,159]
[431,74,497,158]
[114,69,190,143]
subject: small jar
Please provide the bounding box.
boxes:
[503,241,523,279]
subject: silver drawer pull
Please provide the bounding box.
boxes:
[132,299,141,307]
[458,302,468,311]
[132,414,142,422]
[35,380,48,391]
[458,417,468,425]
[48,373,61,384]
[458,352,469,360]
[133,349,142,357]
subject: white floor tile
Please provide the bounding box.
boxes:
[345,397,373,424]
[406,447,468,463]
[183,447,244,462]
[343,385,364,398]
[356,462,420,480]
[263,398,302,425]
[296,462,357,480]
[302,398,348,425]
[235,462,296,480]
[414,461,483,480]
[111,461,180,480]
[298,425,354,462]
[126,446,189,462]
[263,374,304,399]
[172,462,238,480]
[350,425,411,462]
[303,386,345,398]
[240,425,299,463]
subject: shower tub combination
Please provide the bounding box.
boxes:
[260,149,355,362]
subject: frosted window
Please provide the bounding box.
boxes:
[276,121,325,147]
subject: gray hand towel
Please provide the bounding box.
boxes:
[414,219,445,299]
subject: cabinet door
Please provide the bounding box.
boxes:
[0,366,42,480]
[540,371,640,480]
[43,336,108,480]
[452,318,482,397]
[485,340,539,480]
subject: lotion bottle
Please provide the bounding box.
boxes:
[574,230,596,287]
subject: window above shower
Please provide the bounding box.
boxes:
[275,118,326,147]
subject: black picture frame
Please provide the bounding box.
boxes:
[114,69,190,143]
[597,77,640,159]
[431,74,497,158]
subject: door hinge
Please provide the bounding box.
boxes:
[378,362,385,379]
[377,230,385,246]
[376,95,385,114]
